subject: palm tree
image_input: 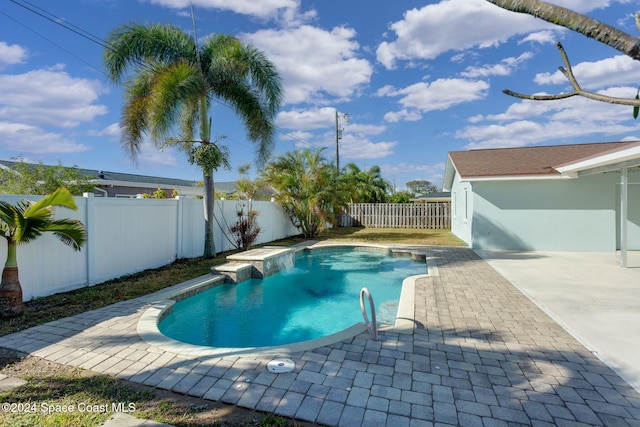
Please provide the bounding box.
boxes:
[0,187,87,317]
[342,163,390,203]
[103,23,283,257]
[262,149,346,238]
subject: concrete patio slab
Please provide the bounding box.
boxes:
[477,249,640,393]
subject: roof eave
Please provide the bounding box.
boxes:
[555,143,640,177]
[442,155,457,191]
[459,174,570,182]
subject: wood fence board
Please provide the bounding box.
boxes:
[341,202,451,229]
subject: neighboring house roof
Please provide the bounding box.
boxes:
[0,160,237,196]
[410,191,451,202]
[443,141,640,190]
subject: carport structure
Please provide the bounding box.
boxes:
[556,142,640,267]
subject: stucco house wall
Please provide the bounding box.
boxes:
[474,174,618,251]
[450,171,640,252]
[450,172,473,245]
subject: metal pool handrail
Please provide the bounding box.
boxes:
[360,287,378,341]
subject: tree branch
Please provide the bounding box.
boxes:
[502,42,640,107]
[484,0,640,60]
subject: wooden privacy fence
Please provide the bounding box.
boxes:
[341,202,451,229]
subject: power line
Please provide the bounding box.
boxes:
[5,0,314,150]
[0,10,107,77]
[9,0,112,50]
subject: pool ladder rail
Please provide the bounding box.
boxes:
[360,287,378,341]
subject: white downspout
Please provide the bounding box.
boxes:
[621,167,628,268]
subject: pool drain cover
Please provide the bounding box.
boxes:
[267,358,295,373]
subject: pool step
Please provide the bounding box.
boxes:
[210,262,254,284]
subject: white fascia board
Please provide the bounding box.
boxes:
[442,155,457,191]
[458,174,569,183]
[555,144,640,177]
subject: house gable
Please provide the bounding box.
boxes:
[445,141,639,188]
[444,141,640,253]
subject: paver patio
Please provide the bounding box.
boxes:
[1,246,639,426]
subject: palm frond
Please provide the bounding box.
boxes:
[41,219,87,251]
[104,23,197,83]
[213,80,275,164]
[148,61,204,142]
[232,44,284,117]
[0,201,19,231]
[24,187,77,219]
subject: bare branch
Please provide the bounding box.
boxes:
[485,0,640,60]
[502,42,640,106]
[556,42,581,91]
[502,90,577,101]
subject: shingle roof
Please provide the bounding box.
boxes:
[448,141,640,179]
[0,160,237,192]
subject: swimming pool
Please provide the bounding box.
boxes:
[158,247,426,348]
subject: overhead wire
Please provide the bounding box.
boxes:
[4,0,315,151]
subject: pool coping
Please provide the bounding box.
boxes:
[136,243,438,357]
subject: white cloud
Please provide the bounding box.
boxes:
[144,0,300,19]
[0,42,28,68]
[243,26,373,104]
[534,55,640,89]
[0,66,107,128]
[384,109,422,123]
[456,86,640,149]
[375,0,556,69]
[381,78,490,119]
[381,162,446,189]
[339,137,396,161]
[345,123,387,136]
[277,107,394,160]
[88,123,121,139]
[374,0,622,70]
[276,107,337,130]
[0,122,90,154]
[136,140,180,167]
[519,30,557,45]
[460,52,533,78]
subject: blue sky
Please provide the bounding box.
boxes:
[1,0,639,190]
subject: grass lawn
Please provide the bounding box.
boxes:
[0,227,465,427]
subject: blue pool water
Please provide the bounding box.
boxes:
[159,248,426,348]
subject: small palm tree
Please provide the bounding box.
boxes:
[263,149,347,238]
[0,187,87,317]
[342,163,390,203]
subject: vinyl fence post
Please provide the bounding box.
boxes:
[83,193,97,286]
[175,196,183,259]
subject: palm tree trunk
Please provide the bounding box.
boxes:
[199,96,216,259]
[203,172,215,258]
[0,242,23,317]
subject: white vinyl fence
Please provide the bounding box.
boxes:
[0,194,299,301]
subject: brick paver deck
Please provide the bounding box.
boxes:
[1,246,639,426]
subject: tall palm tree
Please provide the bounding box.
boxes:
[103,23,283,257]
[263,149,346,238]
[0,187,87,317]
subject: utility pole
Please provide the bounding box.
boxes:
[335,109,349,174]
